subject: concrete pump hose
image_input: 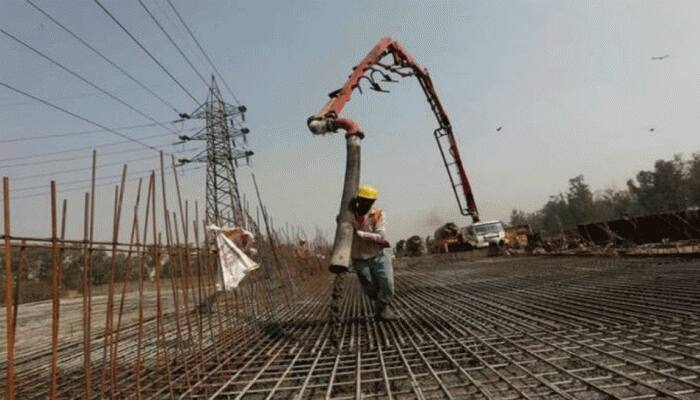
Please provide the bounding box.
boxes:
[328,134,362,273]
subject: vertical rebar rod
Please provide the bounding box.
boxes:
[81,191,90,398]
[100,165,127,399]
[171,156,188,241]
[193,204,222,368]
[165,210,193,388]
[12,240,26,335]
[51,198,67,398]
[3,177,15,400]
[99,185,117,398]
[60,199,67,240]
[49,181,59,399]
[172,210,201,379]
[111,178,142,396]
[83,150,97,399]
[134,173,154,399]
[152,176,176,400]
[171,157,202,374]
[250,171,292,303]
[159,153,190,385]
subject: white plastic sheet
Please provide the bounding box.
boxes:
[208,225,259,290]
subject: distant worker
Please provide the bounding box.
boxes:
[295,238,309,259]
[351,185,399,321]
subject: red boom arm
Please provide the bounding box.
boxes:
[307,37,479,222]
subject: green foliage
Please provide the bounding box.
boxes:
[627,155,689,213]
[689,153,700,205]
[509,209,529,226]
[540,194,571,233]
[566,176,594,223]
[510,153,700,234]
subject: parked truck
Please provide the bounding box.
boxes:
[462,220,506,249]
[504,224,532,249]
[429,222,464,253]
[428,220,507,254]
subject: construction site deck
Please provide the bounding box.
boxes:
[2,255,699,399]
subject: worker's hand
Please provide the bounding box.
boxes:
[378,240,391,248]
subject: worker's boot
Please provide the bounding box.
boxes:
[375,302,399,322]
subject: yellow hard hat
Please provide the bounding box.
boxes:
[357,185,378,200]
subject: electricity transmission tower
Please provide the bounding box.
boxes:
[179,76,292,298]
[178,76,253,228]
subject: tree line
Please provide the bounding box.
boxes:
[510,152,700,234]
[0,245,183,304]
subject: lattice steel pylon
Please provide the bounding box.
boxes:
[178,75,253,228]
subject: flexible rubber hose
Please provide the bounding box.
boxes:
[328,134,362,273]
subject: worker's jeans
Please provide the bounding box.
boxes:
[352,251,395,308]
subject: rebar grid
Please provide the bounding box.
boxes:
[8,255,697,399]
[1,160,326,399]
[85,259,700,399]
[163,256,700,400]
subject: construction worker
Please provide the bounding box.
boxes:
[295,238,312,282]
[295,238,308,259]
[351,185,399,321]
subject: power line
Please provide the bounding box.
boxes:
[10,146,197,182]
[152,0,200,56]
[0,80,172,154]
[2,147,150,170]
[0,121,178,144]
[7,164,204,201]
[24,0,181,114]
[12,154,167,181]
[165,0,241,105]
[11,151,203,193]
[12,166,154,193]
[94,0,201,105]
[0,89,117,108]
[137,0,209,88]
[0,137,189,169]
[0,26,179,135]
[0,132,177,162]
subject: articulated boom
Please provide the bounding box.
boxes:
[307,37,479,221]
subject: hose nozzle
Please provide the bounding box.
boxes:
[307,116,363,138]
[307,117,332,135]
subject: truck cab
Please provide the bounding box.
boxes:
[463,220,506,248]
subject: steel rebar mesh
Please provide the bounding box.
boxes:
[2,252,700,399]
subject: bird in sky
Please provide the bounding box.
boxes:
[496,126,502,132]
[651,55,669,60]
[649,128,655,132]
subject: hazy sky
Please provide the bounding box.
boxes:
[1,1,699,243]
